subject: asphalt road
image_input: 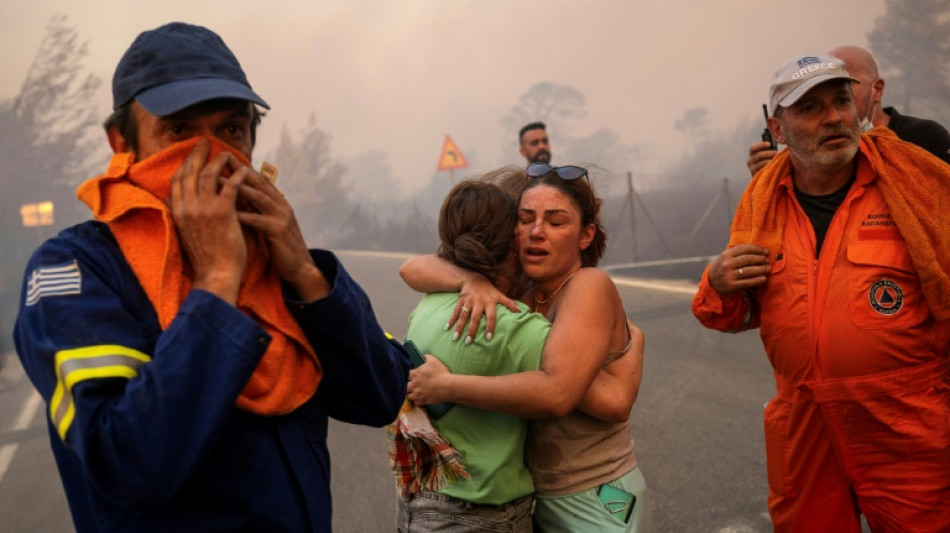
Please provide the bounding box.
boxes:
[0,250,777,532]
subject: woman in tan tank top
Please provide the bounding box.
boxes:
[402,164,651,532]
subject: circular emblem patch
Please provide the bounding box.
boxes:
[868,279,903,315]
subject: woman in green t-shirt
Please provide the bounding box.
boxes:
[398,177,547,532]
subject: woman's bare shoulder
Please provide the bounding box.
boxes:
[561,268,622,307]
[570,267,617,289]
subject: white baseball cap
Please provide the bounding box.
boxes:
[768,53,859,115]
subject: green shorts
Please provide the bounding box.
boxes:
[533,466,651,532]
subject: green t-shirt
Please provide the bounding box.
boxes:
[406,292,550,505]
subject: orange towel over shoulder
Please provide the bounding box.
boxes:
[732,127,950,320]
[77,136,322,415]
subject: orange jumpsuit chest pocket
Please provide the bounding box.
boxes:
[845,240,928,330]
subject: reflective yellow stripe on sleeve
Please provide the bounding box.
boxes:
[50,345,152,442]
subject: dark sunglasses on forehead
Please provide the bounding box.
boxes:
[526,162,588,181]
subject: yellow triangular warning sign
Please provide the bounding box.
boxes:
[437,134,469,171]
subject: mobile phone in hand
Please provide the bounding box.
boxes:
[404,340,427,368]
[403,340,455,419]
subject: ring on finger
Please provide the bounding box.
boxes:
[738,267,744,278]
[461,306,470,314]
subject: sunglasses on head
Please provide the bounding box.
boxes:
[526,162,588,181]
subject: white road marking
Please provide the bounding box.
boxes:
[0,444,17,485]
[15,389,42,431]
[612,276,699,295]
[336,250,418,260]
[0,388,42,485]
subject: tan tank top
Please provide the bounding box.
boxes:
[525,275,639,494]
[526,412,638,495]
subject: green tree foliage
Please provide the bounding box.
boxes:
[1,14,102,193]
[342,149,399,211]
[674,107,711,142]
[501,82,587,137]
[868,0,950,124]
[0,14,102,330]
[270,116,352,247]
[266,117,445,253]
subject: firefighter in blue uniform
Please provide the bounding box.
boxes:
[13,22,410,532]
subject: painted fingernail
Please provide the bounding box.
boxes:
[444,322,451,331]
[464,336,472,346]
[452,331,460,341]
[485,332,493,341]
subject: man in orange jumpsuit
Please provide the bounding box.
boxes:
[692,53,950,532]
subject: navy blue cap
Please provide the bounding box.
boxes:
[112,22,269,116]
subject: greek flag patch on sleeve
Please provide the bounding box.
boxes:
[26,260,82,306]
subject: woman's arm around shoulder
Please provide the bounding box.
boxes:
[399,254,467,293]
[399,254,518,341]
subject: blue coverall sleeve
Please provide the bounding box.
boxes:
[286,250,410,427]
[13,226,270,507]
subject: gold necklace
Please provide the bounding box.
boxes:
[533,270,579,308]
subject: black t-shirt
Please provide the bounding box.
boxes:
[795,174,856,257]
[884,106,950,165]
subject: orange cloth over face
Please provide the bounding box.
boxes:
[733,127,950,320]
[76,136,321,415]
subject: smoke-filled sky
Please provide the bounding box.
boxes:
[2,1,885,193]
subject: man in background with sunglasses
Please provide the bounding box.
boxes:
[519,121,552,164]
[13,22,410,533]
[693,53,950,531]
